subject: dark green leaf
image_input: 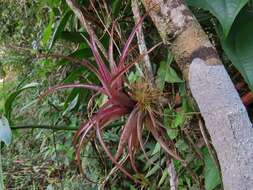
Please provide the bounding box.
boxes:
[156,54,183,90]
[60,31,85,43]
[187,0,249,37]
[112,0,121,16]
[218,9,253,90]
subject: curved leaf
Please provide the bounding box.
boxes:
[4,82,39,121]
[218,9,253,90]
[187,0,249,37]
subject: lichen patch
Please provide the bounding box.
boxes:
[170,5,188,28]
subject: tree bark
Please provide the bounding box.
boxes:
[141,0,253,189]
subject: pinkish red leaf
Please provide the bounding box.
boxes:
[115,107,139,160]
[89,35,111,82]
[118,16,146,70]
[128,134,139,173]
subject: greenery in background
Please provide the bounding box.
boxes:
[0,0,252,189]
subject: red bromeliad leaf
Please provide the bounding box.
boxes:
[136,112,152,163]
[74,105,130,144]
[108,22,118,75]
[89,35,111,83]
[115,107,139,160]
[118,16,146,70]
[128,134,139,173]
[110,42,162,87]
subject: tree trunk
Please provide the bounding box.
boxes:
[141,0,253,189]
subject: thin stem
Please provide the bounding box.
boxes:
[11,121,125,131]
[198,117,220,171]
[131,0,154,83]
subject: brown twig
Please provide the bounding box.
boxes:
[198,117,220,171]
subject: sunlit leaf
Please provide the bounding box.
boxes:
[203,148,221,190]
[63,94,79,115]
[42,10,55,46]
[0,116,12,146]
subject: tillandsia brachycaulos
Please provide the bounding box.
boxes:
[41,16,185,183]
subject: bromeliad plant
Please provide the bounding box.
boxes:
[42,19,184,181]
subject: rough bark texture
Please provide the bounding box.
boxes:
[141,0,253,189]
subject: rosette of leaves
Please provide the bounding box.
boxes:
[41,19,184,182]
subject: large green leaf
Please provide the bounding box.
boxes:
[4,82,39,121]
[156,53,183,90]
[187,0,249,36]
[203,148,221,190]
[0,116,11,146]
[218,9,253,90]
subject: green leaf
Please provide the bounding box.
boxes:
[151,143,161,156]
[0,62,5,79]
[164,108,179,140]
[158,169,168,187]
[0,116,12,146]
[62,95,79,115]
[218,9,253,90]
[42,10,55,46]
[60,31,85,43]
[4,82,39,121]
[166,128,178,140]
[171,112,184,128]
[187,0,249,37]
[48,11,72,50]
[145,162,161,178]
[112,0,121,16]
[156,54,183,90]
[175,139,189,152]
[203,148,221,190]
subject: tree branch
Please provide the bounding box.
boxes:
[131,0,154,83]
